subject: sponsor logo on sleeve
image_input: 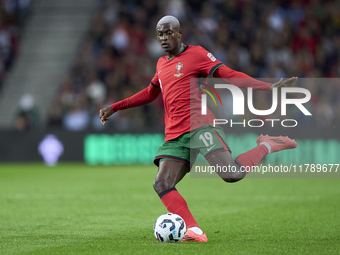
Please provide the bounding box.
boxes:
[207,53,216,62]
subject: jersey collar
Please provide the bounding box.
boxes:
[167,45,189,60]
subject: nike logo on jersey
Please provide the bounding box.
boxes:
[207,144,216,151]
[158,70,162,74]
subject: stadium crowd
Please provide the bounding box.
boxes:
[0,0,30,90]
[47,0,340,131]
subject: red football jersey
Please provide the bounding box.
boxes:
[151,45,222,142]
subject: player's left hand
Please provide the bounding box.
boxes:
[270,77,298,90]
[99,106,114,126]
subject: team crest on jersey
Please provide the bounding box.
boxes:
[207,53,216,62]
[174,62,184,77]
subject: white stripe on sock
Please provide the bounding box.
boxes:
[260,142,271,154]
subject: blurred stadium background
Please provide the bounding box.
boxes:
[0,0,339,165]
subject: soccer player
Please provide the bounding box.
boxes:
[99,16,298,242]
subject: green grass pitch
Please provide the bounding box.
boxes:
[0,163,339,255]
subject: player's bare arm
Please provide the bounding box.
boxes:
[99,106,114,126]
[271,77,298,90]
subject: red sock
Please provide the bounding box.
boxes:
[160,189,199,229]
[235,144,268,174]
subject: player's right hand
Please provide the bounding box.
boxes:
[270,77,298,89]
[99,106,114,126]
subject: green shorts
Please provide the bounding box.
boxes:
[154,125,231,169]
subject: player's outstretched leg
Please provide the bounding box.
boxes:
[153,160,208,242]
[234,134,297,175]
[207,135,297,182]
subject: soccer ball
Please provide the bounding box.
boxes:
[153,213,186,243]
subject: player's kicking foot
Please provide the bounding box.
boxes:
[181,230,208,242]
[257,135,297,154]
